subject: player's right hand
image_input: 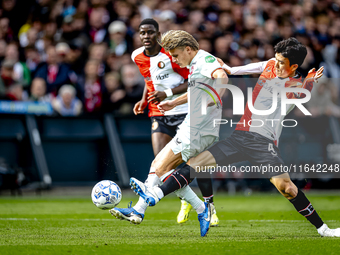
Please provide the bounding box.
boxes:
[157,100,175,114]
[133,100,147,115]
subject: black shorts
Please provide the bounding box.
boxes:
[208,130,285,178]
[150,114,186,138]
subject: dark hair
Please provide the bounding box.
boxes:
[274,37,307,67]
[139,19,159,31]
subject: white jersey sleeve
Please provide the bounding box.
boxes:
[199,55,223,79]
[224,58,275,75]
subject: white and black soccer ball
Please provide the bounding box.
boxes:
[91,180,122,210]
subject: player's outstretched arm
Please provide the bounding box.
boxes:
[301,66,324,95]
[217,57,269,75]
[157,92,188,114]
[147,81,188,104]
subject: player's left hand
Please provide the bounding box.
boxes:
[310,66,324,83]
[147,91,167,104]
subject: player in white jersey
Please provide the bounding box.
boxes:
[115,30,228,237]
[110,21,220,229]
[133,38,340,237]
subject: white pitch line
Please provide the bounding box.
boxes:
[0,218,338,223]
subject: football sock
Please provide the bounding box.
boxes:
[289,189,324,229]
[133,197,148,214]
[175,185,205,214]
[196,202,206,214]
[153,186,164,199]
[134,172,161,214]
[197,178,214,204]
[145,168,161,187]
[160,164,194,196]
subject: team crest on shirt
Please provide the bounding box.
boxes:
[152,120,159,130]
[157,61,165,69]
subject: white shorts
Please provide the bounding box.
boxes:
[169,129,218,162]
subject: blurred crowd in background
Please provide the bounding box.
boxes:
[0,0,340,117]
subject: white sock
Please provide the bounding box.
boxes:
[133,170,161,214]
[196,203,206,214]
[175,186,205,214]
[144,167,161,187]
[154,186,164,199]
[133,197,148,214]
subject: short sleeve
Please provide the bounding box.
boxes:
[199,55,222,79]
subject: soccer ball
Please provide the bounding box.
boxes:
[91,180,122,210]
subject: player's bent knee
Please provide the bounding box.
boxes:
[154,164,169,177]
[285,183,298,198]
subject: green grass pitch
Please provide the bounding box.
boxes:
[0,191,340,255]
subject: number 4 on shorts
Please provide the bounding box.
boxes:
[268,143,278,156]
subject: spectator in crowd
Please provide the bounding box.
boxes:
[86,6,109,44]
[24,46,41,76]
[108,20,132,56]
[0,17,13,42]
[34,45,71,94]
[66,40,87,83]
[5,41,31,87]
[118,64,143,114]
[0,59,16,99]
[77,59,104,114]
[6,82,27,101]
[88,42,108,77]
[55,42,70,64]
[102,71,124,113]
[0,39,7,65]
[29,77,53,103]
[52,84,82,116]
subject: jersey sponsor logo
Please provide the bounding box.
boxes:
[155,73,169,80]
[205,56,216,63]
[152,120,159,130]
[157,61,165,69]
[175,137,182,145]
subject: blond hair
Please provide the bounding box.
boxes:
[159,30,199,51]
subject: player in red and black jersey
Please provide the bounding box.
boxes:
[132,38,340,237]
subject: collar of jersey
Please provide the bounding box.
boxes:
[277,71,302,80]
[143,47,164,58]
[187,49,202,69]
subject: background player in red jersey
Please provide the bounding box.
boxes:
[131,38,340,237]
[117,19,219,226]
